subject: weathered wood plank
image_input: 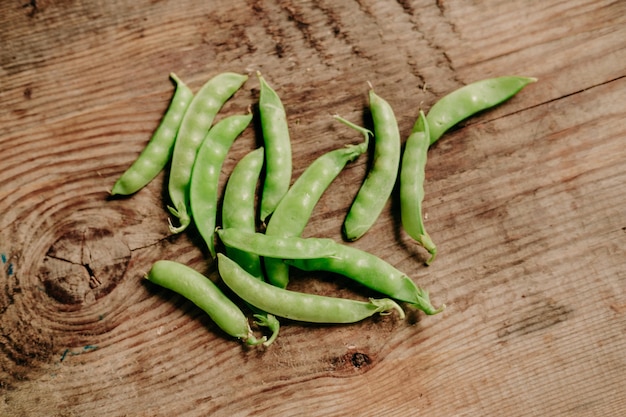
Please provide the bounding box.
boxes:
[1,0,625,416]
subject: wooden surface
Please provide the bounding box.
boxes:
[1,0,625,415]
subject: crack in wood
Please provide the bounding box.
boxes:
[39,227,131,306]
[497,296,572,339]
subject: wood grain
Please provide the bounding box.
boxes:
[1,0,625,416]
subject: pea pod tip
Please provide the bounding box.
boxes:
[244,334,267,346]
[167,217,190,234]
[371,298,406,320]
[423,302,445,316]
[169,72,182,84]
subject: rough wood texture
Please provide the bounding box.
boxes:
[1,0,625,415]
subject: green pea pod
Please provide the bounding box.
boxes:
[217,231,443,315]
[189,113,252,258]
[343,89,401,241]
[168,72,248,233]
[218,254,405,324]
[400,110,436,264]
[285,242,444,315]
[416,76,537,145]
[111,73,193,196]
[264,117,371,288]
[221,147,266,279]
[257,72,292,222]
[216,229,337,260]
[221,147,280,346]
[145,260,265,346]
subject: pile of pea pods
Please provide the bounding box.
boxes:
[111,71,536,346]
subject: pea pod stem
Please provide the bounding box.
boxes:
[332,115,372,149]
[218,254,405,323]
[400,110,437,264]
[253,313,280,347]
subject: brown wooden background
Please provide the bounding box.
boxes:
[1,0,625,416]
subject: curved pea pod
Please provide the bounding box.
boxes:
[220,147,281,346]
[417,76,537,145]
[145,260,265,346]
[111,73,193,196]
[218,254,405,324]
[257,72,292,222]
[284,242,444,315]
[189,113,252,258]
[264,118,371,288]
[168,72,248,233]
[217,231,443,315]
[400,110,437,264]
[221,147,266,279]
[343,89,401,241]
[216,228,338,260]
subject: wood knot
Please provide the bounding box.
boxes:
[38,226,130,308]
[350,351,371,368]
[330,347,376,375]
